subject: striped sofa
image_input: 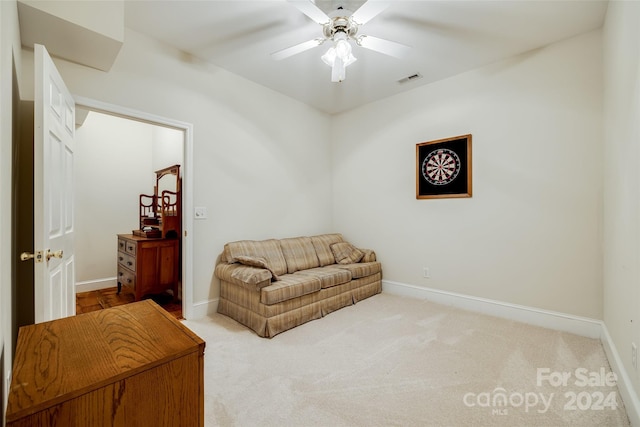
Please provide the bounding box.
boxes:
[215,233,382,338]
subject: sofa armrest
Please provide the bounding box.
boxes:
[215,263,273,290]
[361,249,376,262]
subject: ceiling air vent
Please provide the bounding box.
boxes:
[398,73,423,84]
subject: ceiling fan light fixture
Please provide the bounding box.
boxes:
[335,37,351,59]
[321,45,356,67]
[331,57,347,82]
[321,47,336,66]
[322,32,356,82]
[322,47,356,82]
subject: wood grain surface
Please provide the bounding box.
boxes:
[6,300,205,426]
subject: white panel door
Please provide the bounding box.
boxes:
[34,44,75,323]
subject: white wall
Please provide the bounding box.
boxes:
[0,0,21,415]
[332,30,603,319]
[19,0,124,41]
[603,0,640,402]
[74,111,154,287]
[0,0,7,416]
[152,125,182,172]
[17,0,123,71]
[28,28,333,306]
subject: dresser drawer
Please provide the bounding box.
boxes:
[118,237,137,256]
[118,252,136,272]
[124,240,136,256]
[118,266,136,291]
[118,238,126,252]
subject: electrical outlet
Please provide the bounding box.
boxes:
[423,267,430,278]
[632,343,637,371]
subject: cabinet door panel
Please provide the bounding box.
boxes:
[138,246,160,290]
[158,244,177,286]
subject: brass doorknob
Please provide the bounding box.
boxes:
[46,249,64,261]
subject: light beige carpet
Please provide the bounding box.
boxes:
[183,293,630,426]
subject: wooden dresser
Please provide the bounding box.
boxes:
[117,234,179,301]
[6,300,205,427]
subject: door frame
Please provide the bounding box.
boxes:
[74,96,195,320]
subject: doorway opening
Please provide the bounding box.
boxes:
[73,97,194,320]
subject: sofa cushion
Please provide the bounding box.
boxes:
[335,262,382,279]
[310,233,344,266]
[294,267,352,289]
[215,263,273,290]
[279,236,320,274]
[224,239,288,276]
[261,274,321,305]
[330,242,365,264]
[235,255,279,281]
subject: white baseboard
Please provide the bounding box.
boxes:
[382,280,639,426]
[188,298,218,320]
[75,277,116,293]
[601,324,640,427]
[382,280,602,338]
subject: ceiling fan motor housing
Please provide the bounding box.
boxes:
[323,15,359,40]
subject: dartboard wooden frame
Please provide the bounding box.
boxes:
[416,134,472,199]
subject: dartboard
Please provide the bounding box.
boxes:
[422,148,461,185]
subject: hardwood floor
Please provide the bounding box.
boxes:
[76,287,183,319]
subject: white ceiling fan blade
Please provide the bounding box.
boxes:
[271,38,324,60]
[287,0,330,25]
[350,1,390,25]
[357,35,411,59]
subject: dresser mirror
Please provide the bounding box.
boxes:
[136,164,181,239]
[157,164,180,202]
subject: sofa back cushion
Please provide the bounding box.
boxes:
[279,236,320,274]
[310,233,344,266]
[224,239,288,276]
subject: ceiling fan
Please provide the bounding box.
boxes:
[272,0,411,83]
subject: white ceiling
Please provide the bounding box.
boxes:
[124,0,608,114]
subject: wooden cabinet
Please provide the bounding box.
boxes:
[6,300,205,427]
[117,234,179,301]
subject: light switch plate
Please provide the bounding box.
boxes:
[194,207,207,219]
